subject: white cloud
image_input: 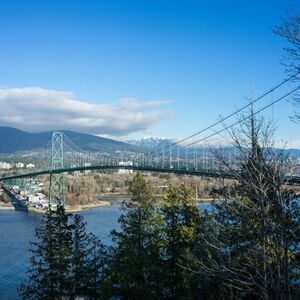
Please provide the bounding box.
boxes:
[119,98,172,111]
[0,87,173,136]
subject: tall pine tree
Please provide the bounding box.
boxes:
[160,183,201,299]
[86,233,107,299]
[70,214,91,298]
[19,206,74,299]
[109,173,163,299]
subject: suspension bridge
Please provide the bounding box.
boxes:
[1,72,300,208]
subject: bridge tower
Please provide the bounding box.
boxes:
[49,131,65,208]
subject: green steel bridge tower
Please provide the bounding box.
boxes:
[49,131,64,208]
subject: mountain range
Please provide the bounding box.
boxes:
[1,127,300,159]
[126,136,173,149]
[127,136,300,158]
[0,127,141,154]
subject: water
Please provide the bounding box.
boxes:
[0,211,40,300]
[0,205,122,300]
[0,203,211,299]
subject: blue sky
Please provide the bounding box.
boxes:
[0,0,299,145]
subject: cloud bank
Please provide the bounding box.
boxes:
[0,87,173,136]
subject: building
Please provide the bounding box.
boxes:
[0,162,12,169]
[26,163,35,169]
[29,193,48,208]
[16,162,25,168]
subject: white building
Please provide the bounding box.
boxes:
[29,193,48,208]
[16,162,25,168]
[0,162,12,169]
[26,163,35,169]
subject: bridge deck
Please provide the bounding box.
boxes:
[1,165,300,185]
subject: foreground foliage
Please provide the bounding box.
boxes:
[20,124,300,300]
[18,207,106,300]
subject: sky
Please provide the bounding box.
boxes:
[0,0,300,146]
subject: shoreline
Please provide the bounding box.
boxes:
[28,200,112,215]
[65,201,112,213]
[0,196,214,214]
[0,205,15,211]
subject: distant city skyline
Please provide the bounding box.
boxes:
[0,1,300,146]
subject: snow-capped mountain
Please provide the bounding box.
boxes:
[126,137,300,158]
[126,137,173,149]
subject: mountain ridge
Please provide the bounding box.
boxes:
[127,136,300,158]
[1,127,300,158]
[0,127,142,153]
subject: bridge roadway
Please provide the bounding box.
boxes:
[1,164,300,185]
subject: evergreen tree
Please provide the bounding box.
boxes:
[109,173,163,299]
[86,233,107,299]
[19,206,74,299]
[19,204,110,300]
[70,214,91,298]
[159,183,201,299]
